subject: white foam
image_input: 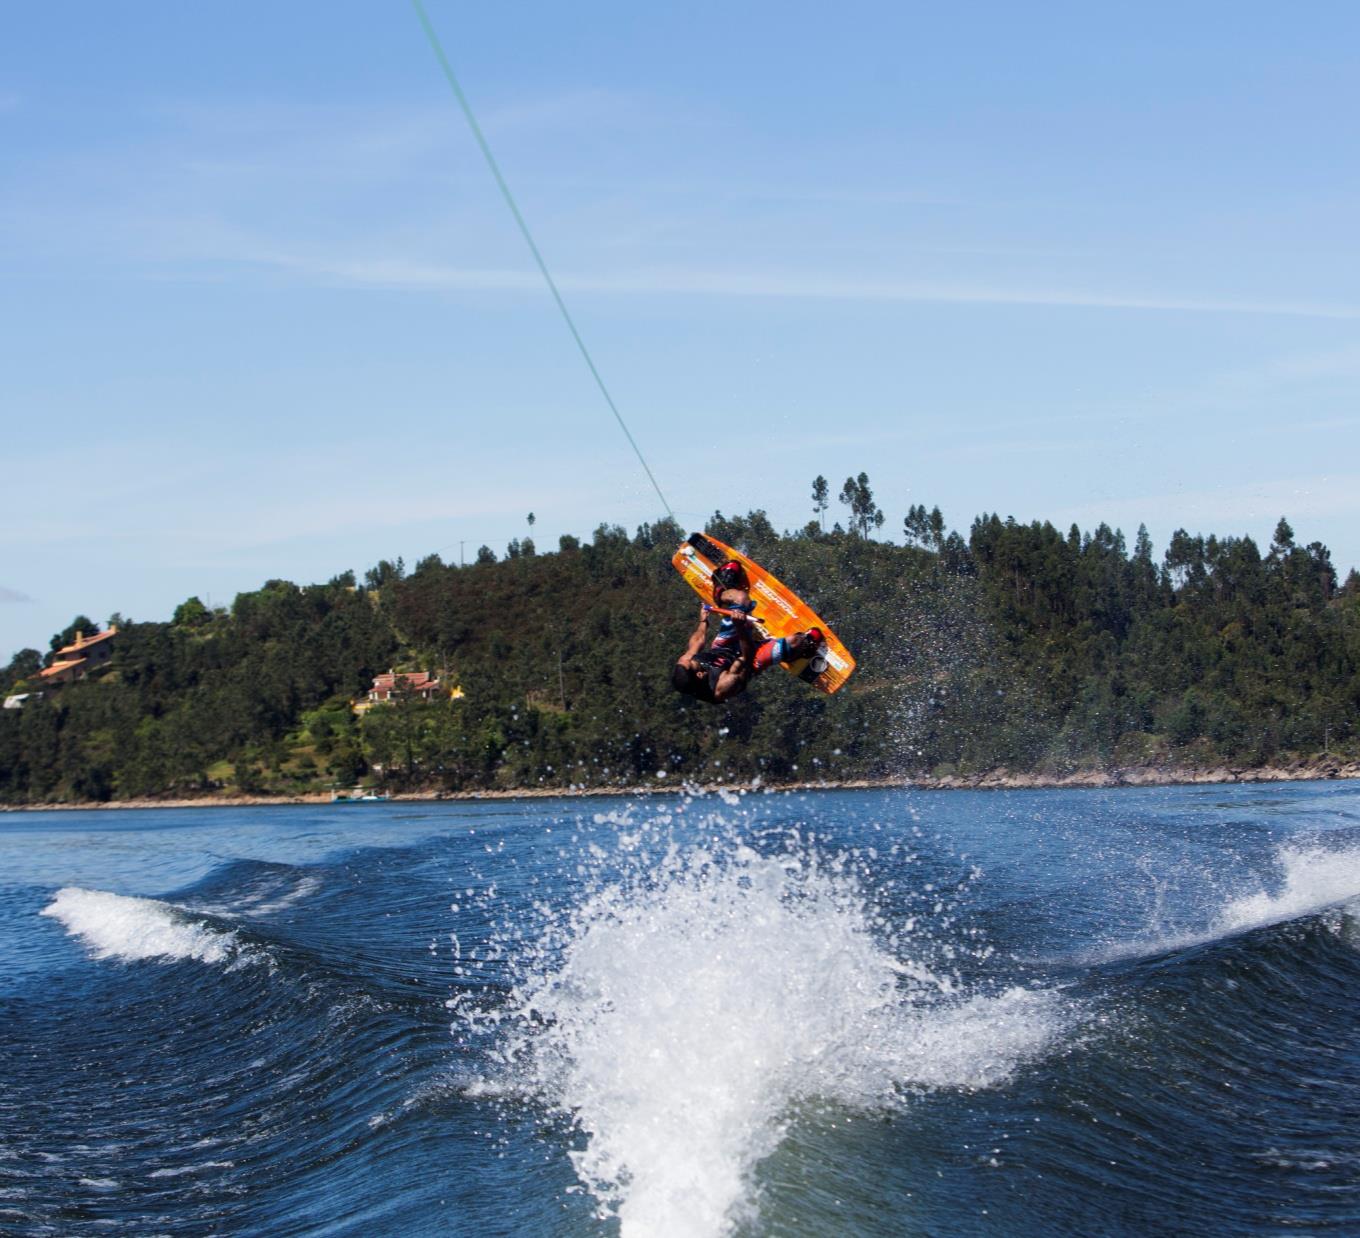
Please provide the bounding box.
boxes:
[1216,844,1360,935]
[250,874,320,915]
[480,820,1067,1237]
[41,888,255,967]
[148,1161,234,1179]
[1090,843,1360,965]
[889,985,1067,1089]
[189,874,321,918]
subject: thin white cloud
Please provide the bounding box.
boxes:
[1193,344,1360,394]
[254,252,1360,321]
[1246,344,1360,383]
[9,90,1358,325]
[0,586,33,603]
[1050,473,1360,535]
[1,431,605,560]
[1098,342,1360,432]
[480,87,674,136]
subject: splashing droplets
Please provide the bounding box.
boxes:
[453,804,1068,1237]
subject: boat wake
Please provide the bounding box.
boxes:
[1215,842,1360,939]
[1088,841,1360,966]
[457,805,1070,1237]
[41,887,262,969]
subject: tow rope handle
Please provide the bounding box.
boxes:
[703,603,756,621]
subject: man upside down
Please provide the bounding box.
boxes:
[670,559,822,704]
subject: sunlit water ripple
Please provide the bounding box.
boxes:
[4,783,1360,1235]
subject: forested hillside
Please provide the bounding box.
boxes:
[2,503,1357,804]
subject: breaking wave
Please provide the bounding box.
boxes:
[459,808,1070,1237]
[41,887,259,968]
[1216,843,1360,936]
[1090,841,1360,965]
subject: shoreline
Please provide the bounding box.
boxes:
[3,756,1359,812]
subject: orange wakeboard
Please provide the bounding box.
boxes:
[673,531,856,694]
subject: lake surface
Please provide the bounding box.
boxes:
[4,782,1360,1236]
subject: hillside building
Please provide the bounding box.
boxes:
[368,670,444,702]
[38,626,118,686]
[353,669,462,714]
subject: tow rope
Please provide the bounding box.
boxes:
[410,1,675,521]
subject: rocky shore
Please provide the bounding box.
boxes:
[907,754,1360,791]
[3,755,1359,812]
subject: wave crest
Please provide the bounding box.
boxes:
[471,815,1067,1237]
[41,887,257,968]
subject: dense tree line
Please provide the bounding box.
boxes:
[2,496,1358,803]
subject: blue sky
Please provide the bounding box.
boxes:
[3,1,1359,661]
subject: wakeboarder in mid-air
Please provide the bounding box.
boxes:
[670,558,823,703]
[410,12,853,701]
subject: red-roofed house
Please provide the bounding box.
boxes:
[368,670,443,703]
[39,626,118,686]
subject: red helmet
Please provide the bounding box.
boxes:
[712,560,748,598]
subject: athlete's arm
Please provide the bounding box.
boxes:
[736,615,756,663]
[712,666,748,703]
[677,606,709,668]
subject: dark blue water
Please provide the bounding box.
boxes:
[4,783,1360,1236]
